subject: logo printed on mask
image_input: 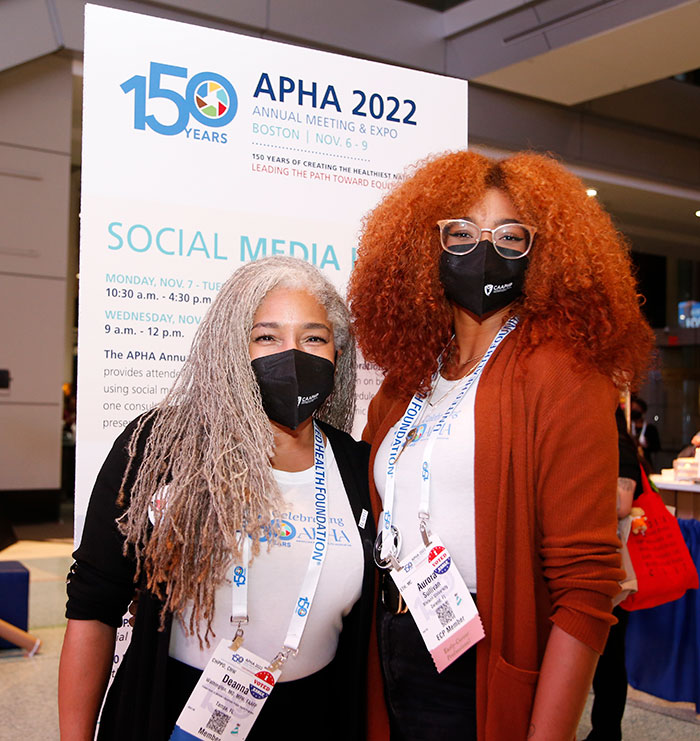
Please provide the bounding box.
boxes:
[298,393,320,406]
[484,281,514,295]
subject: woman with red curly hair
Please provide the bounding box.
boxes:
[349,150,653,741]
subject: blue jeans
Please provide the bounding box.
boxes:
[379,605,477,741]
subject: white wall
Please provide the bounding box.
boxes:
[0,55,72,491]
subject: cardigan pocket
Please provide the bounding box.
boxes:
[485,655,539,740]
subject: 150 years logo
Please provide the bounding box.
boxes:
[121,62,237,139]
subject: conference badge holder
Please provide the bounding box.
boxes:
[391,534,484,673]
[170,641,280,740]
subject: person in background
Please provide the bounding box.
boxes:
[59,256,377,741]
[348,150,653,741]
[677,430,700,459]
[585,407,643,740]
[630,395,660,470]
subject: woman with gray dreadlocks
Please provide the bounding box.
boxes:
[59,256,377,741]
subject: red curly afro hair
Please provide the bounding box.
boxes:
[348,150,654,398]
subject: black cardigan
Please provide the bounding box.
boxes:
[67,417,376,740]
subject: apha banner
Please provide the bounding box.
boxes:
[77,4,468,538]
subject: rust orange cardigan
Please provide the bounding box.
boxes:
[363,331,623,740]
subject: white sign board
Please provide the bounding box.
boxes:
[77,4,468,539]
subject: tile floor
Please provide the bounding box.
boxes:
[0,506,698,740]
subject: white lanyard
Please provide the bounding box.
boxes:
[380,318,517,559]
[230,422,329,669]
[379,394,427,560]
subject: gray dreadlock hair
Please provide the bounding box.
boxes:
[117,256,356,643]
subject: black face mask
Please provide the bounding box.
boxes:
[439,240,528,317]
[251,349,335,430]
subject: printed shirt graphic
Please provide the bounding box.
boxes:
[169,443,363,679]
[375,372,479,590]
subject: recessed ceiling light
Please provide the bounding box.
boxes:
[586,188,598,197]
[695,210,700,218]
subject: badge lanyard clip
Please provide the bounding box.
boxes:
[373,524,403,570]
[268,646,297,672]
[229,618,247,652]
[419,512,431,547]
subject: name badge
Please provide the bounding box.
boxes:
[391,535,484,673]
[170,641,281,740]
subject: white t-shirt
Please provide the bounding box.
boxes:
[169,442,364,680]
[374,372,480,590]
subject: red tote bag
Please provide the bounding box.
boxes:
[620,468,699,611]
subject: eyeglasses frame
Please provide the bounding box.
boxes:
[437,218,536,260]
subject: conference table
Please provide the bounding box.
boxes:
[650,476,700,521]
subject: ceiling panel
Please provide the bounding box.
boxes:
[472,1,700,105]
